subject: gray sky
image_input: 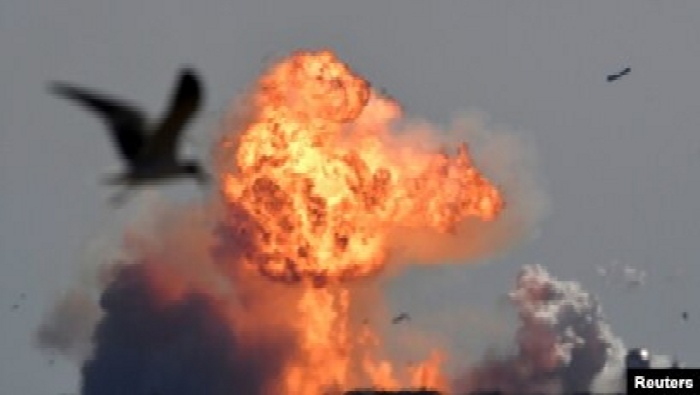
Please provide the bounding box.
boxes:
[3,1,700,393]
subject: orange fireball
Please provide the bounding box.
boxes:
[219,49,504,285]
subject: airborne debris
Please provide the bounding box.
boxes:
[622,264,646,287]
[595,260,646,288]
[391,312,411,324]
[377,87,396,100]
[49,67,209,206]
[606,67,631,82]
[10,293,26,310]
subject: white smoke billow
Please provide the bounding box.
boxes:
[454,264,676,395]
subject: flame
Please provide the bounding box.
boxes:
[220,49,503,285]
[214,49,505,394]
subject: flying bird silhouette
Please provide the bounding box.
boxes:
[49,68,209,205]
[607,67,631,82]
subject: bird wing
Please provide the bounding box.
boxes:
[50,83,148,165]
[143,68,203,160]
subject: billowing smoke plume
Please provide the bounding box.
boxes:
[455,265,628,395]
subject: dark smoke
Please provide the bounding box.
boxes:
[79,262,294,395]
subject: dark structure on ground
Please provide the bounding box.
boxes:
[625,347,651,369]
[342,390,628,395]
[150,388,630,395]
[344,390,441,395]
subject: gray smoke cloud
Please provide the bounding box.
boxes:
[36,290,101,362]
[453,264,629,395]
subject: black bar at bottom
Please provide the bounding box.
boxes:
[627,368,700,394]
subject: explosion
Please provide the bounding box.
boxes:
[40,49,562,395]
[212,50,504,394]
[218,50,503,284]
